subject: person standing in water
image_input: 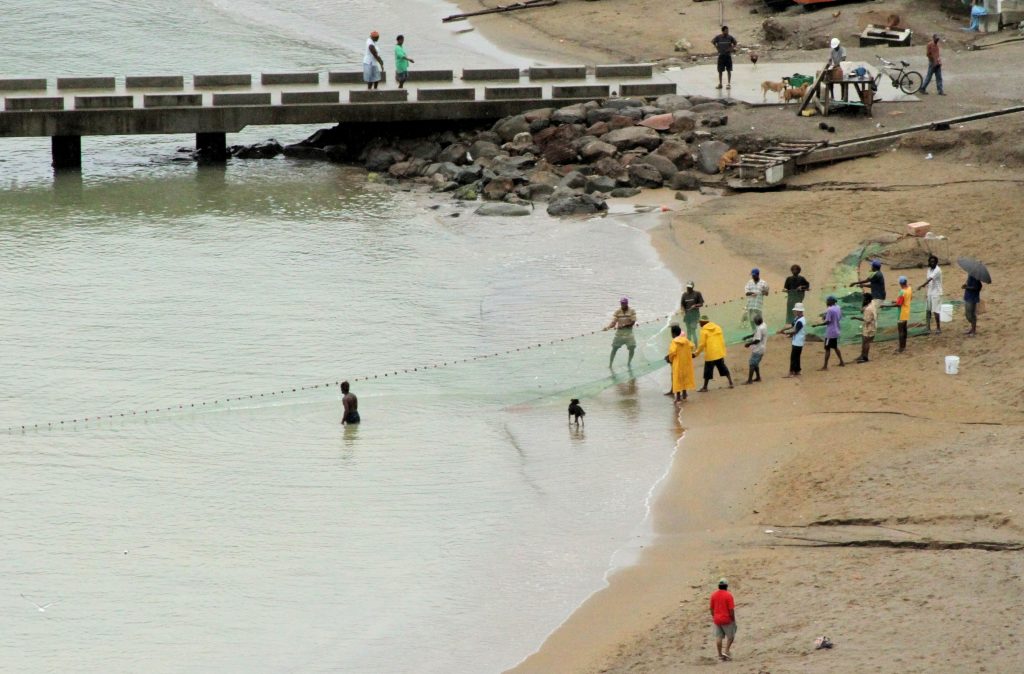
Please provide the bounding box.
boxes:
[394,35,415,89]
[605,297,637,368]
[341,380,360,425]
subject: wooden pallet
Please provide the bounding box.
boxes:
[728,140,824,189]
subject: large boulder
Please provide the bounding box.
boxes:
[365,147,405,172]
[696,140,731,174]
[609,186,641,198]
[468,140,501,161]
[482,176,515,200]
[586,121,611,136]
[546,192,608,216]
[518,182,556,201]
[655,94,692,112]
[637,152,679,180]
[585,107,619,125]
[493,115,531,142]
[400,139,441,161]
[638,113,675,131]
[437,142,470,165]
[543,141,578,165]
[584,174,617,194]
[232,140,283,159]
[427,161,462,181]
[656,139,694,169]
[524,107,553,123]
[551,103,589,125]
[628,163,664,188]
[524,168,562,186]
[601,126,663,151]
[668,171,701,190]
[456,164,484,184]
[475,202,531,216]
[592,156,628,182]
[608,115,637,131]
[670,110,697,134]
[762,17,788,43]
[559,170,587,189]
[579,139,618,162]
[283,144,327,160]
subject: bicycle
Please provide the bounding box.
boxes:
[876,55,923,94]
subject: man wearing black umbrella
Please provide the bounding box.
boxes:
[963,275,983,336]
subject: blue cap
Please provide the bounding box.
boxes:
[898,275,908,284]
[871,259,882,269]
[751,268,760,275]
[826,295,837,303]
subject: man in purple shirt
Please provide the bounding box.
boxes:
[813,295,845,369]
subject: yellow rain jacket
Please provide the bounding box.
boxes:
[667,334,696,393]
[694,321,727,361]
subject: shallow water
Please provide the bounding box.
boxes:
[0,4,686,672]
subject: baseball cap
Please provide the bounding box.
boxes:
[898,275,908,284]
[831,38,840,49]
[718,577,728,586]
[699,314,710,322]
[751,268,760,275]
[686,281,695,289]
[871,259,882,269]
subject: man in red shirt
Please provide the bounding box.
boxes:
[920,33,944,95]
[709,578,737,661]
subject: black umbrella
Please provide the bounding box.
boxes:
[957,257,992,284]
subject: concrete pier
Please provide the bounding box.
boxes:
[196,132,227,161]
[51,135,81,170]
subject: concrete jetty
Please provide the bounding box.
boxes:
[0,64,671,169]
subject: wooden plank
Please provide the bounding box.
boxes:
[796,136,898,166]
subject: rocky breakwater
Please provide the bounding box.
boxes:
[230,94,740,217]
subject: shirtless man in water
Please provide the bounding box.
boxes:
[341,380,360,425]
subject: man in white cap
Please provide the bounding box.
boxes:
[710,577,737,661]
[827,38,846,98]
[680,281,705,342]
[778,302,806,377]
[604,296,637,368]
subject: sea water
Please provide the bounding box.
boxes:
[0,3,684,672]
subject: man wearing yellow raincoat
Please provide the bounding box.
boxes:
[694,315,734,392]
[665,324,695,401]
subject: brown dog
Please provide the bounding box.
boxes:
[783,83,809,104]
[761,79,788,102]
[718,148,739,172]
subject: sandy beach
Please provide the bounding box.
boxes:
[440,2,1024,672]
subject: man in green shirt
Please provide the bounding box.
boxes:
[395,35,415,89]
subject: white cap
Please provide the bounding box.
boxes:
[793,303,805,313]
[830,38,840,49]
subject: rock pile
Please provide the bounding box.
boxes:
[230,94,741,217]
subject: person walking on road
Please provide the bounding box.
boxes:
[962,274,983,336]
[605,297,637,368]
[680,281,705,342]
[779,302,806,377]
[694,315,734,391]
[710,578,737,662]
[363,31,385,90]
[918,255,943,334]
[783,264,810,326]
[394,35,415,89]
[712,26,737,90]
[920,34,945,95]
[813,295,845,369]
[851,292,877,363]
[744,268,769,326]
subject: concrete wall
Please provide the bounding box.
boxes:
[144,94,202,108]
[484,87,542,100]
[462,68,520,81]
[349,90,408,103]
[0,79,48,92]
[126,76,184,89]
[417,88,475,102]
[281,91,340,105]
[528,66,586,80]
[261,72,320,85]
[212,93,272,106]
[552,85,609,99]
[194,74,252,88]
[405,70,454,82]
[595,64,654,78]
[75,96,135,110]
[619,83,677,96]
[57,77,116,90]
[5,98,64,111]
[329,71,387,84]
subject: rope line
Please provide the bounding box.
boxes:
[3,282,863,434]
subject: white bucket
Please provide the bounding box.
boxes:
[940,303,954,323]
[945,355,960,375]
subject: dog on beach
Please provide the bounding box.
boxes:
[761,78,789,101]
[783,83,809,104]
[718,148,739,172]
[568,399,586,426]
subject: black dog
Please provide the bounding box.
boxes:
[568,399,586,426]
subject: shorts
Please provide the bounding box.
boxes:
[748,351,764,368]
[703,358,730,380]
[824,337,839,350]
[396,70,409,84]
[717,54,733,73]
[965,301,977,324]
[927,294,942,313]
[344,411,361,424]
[612,331,636,349]
[714,622,737,639]
[363,62,382,83]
